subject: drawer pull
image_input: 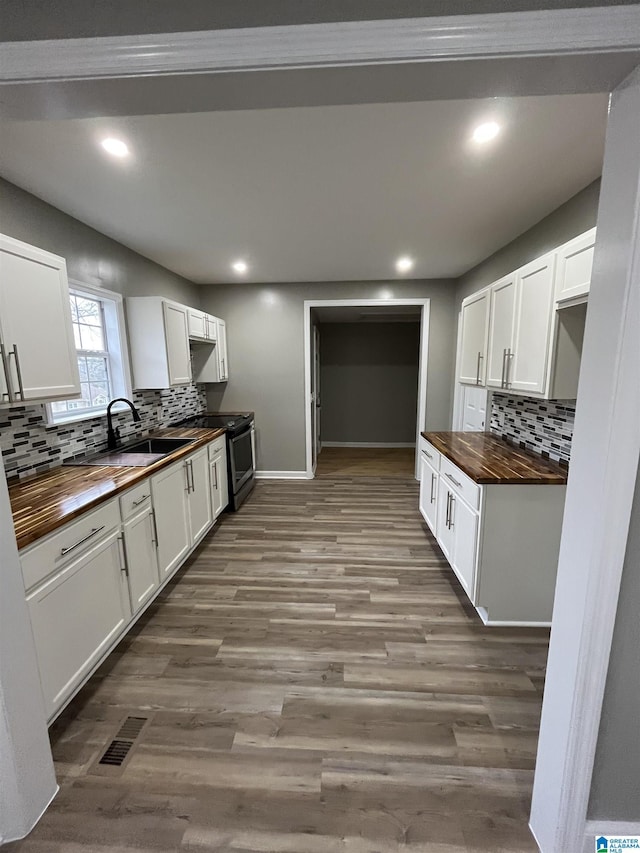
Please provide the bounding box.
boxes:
[131,494,150,507]
[60,525,105,556]
[445,473,462,489]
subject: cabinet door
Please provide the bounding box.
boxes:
[510,254,556,395]
[209,449,229,519]
[436,484,455,562]
[123,507,160,614]
[458,290,489,385]
[418,454,438,535]
[187,448,213,544]
[188,309,207,341]
[217,319,229,381]
[151,460,191,578]
[162,301,192,386]
[205,315,218,342]
[555,228,596,304]
[449,494,479,601]
[0,236,80,402]
[26,529,131,719]
[486,274,516,389]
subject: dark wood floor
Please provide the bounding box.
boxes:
[8,472,548,853]
[315,447,416,478]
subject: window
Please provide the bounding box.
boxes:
[46,283,131,425]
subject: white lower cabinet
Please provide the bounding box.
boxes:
[150,458,192,578]
[186,447,213,544]
[122,506,159,614]
[26,526,131,719]
[209,437,229,519]
[420,438,566,626]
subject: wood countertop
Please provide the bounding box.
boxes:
[422,431,568,486]
[9,427,225,551]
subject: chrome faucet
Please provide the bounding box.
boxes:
[106,398,141,449]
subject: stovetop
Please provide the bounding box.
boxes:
[177,412,253,436]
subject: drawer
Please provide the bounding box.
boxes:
[419,436,441,470]
[20,497,121,592]
[439,456,481,510]
[208,436,226,459]
[120,481,153,520]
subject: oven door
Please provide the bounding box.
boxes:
[229,428,254,494]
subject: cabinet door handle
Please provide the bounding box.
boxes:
[213,460,218,489]
[501,348,507,388]
[445,492,451,528]
[476,351,483,385]
[151,509,159,547]
[430,472,436,503]
[189,459,195,492]
[9,344,25,400]
[0,343,13,401]
[60,525,105,556]
[117,534,129,575]
[445,472,462,489]
[132,494,149,508]
[422,449,433,460]
[184,462,191,493]
[505,349,513,388]
[448,494,456,530]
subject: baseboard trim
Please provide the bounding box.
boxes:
[255,471,312,479]
[2,784,59,845]
[321,442,416,448]
[476,607,551,628]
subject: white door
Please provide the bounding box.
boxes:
[436,484,455,562]
[461,386,487,432]
[418,454,439,535]
[510,254,556,395]
[123,507,160,614]
[0,235,80,402]
[151,460,191,578]
[26,529,131,719]
[311,325,321,470]
[209,449,229,518]
[555,228,596,304]
[162,301,191,386]
[450,495,479,601]
[458,290,489,385]
[486,273,517,389]
[187,448,213,544]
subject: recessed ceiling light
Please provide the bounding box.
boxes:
[100,137,129,158]
[396,256,414,274]
[472,122,501,144]
[232,260,248,274]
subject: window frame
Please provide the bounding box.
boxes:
[45,281,133,426]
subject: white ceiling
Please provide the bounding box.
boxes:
[0,95,607,283]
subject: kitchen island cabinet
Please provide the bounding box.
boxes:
[419,431,567,626]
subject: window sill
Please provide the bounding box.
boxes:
[46,403,133,428]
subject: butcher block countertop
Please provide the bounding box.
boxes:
[422,431,568,486]
[9,427,225,551]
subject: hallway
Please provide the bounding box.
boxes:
[8,476,548,853]
[315,446,416,479]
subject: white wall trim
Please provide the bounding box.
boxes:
[321,442,416,448]
[530,63,640,853]
[2,8,640,83]
[303,298,430,480]
[255,471,311,480]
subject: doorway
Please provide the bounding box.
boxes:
[304,299,430,479]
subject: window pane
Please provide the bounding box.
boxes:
[79,323,105,351]
[73,324,81,349]
[75,296,100,324]
[86,356,108,382]
[70,296,79,323]
[51,400,69,414]
[77,357,88,382]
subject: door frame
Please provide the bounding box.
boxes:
[303,298,430,479]
[3,10,640,850]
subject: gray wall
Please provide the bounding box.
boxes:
[588,459,640,821]
[201,281,457,473]
[0,178,200,305]
[456,179,601,306]
[319,322,420,445]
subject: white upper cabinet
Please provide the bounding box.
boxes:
[510,253,556,396]
[126,297,192,389]
[0,234,80,403]
[458,290,489,386]
[555,227,596,304]
[216,319,229,381]
[486,273,516,389]
[187,309,208,341]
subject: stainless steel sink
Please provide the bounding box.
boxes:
[63,437,197,467]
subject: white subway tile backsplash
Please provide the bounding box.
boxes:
[490,393,574,465]
[0,383,207,480]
